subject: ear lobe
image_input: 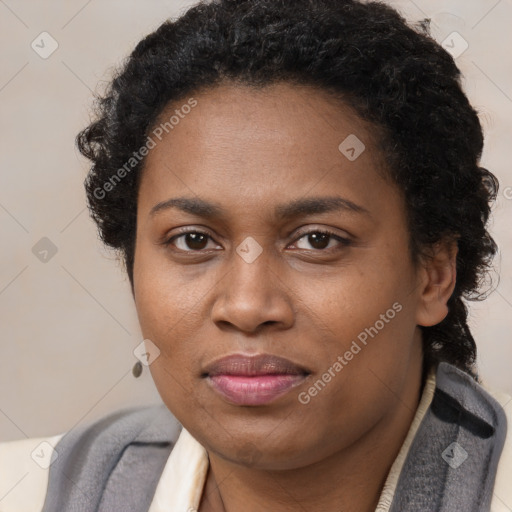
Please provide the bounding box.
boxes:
[415,239,458,327]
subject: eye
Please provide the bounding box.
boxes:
[291,229,351,251]
[165,230,221,252]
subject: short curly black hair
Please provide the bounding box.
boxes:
[77,0,499,378]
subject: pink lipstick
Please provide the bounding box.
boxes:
[202,353,310,406]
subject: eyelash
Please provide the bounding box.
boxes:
[163,227,352,253]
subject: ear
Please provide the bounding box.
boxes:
[415,238,458,327]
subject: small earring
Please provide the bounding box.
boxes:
[132,361,143,378]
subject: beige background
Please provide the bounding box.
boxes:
[0,0,511,442]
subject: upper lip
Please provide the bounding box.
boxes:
[202,353,311,377]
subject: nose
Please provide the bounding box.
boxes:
[210,244,294,333]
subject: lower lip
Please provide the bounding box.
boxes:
[207,374,307,406]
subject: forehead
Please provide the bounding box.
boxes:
[150,81,383,164]
[138,82,397,218]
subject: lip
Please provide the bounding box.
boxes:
[202,353,310,406]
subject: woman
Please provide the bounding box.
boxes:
[1,0,511,510]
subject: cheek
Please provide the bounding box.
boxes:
[132,242,229,405]
[133,248,199,395]
[296,252,419,399]
[134,243,206,337]
[301,252,412,338]
[135,269,207,423]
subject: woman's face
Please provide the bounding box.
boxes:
[133,82,432,469]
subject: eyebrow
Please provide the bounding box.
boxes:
[149,195,370,220]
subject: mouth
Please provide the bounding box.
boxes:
[202,353,311,406]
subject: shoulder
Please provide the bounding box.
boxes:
[0,404,179,512]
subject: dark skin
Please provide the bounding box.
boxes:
[132,82,457,512]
